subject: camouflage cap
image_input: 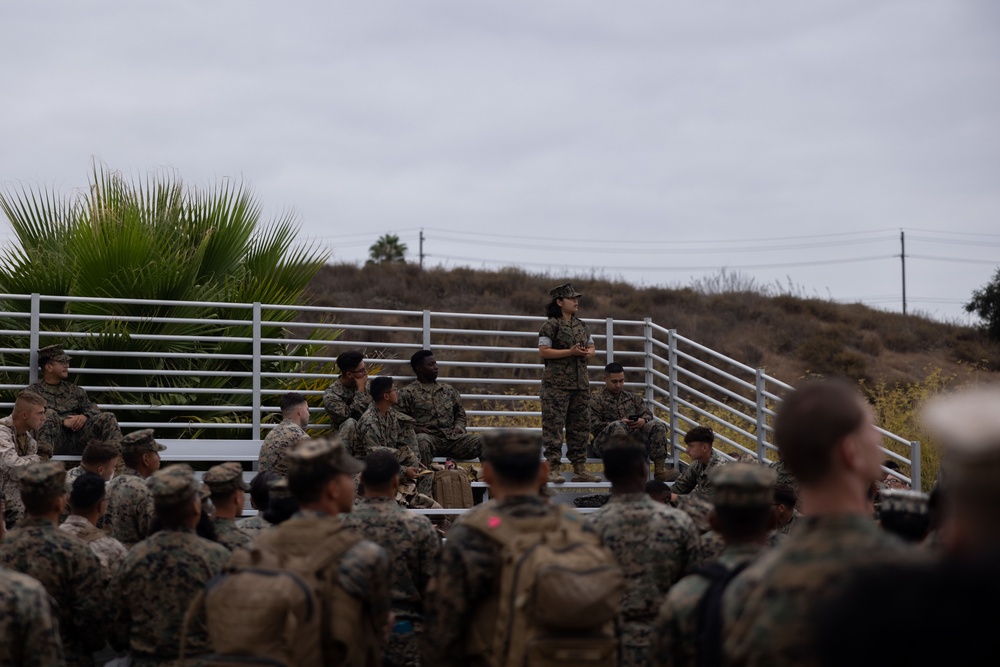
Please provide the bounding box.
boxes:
[268,477,292,501]
[287,437,364,475]
[922,384,1000,502]
[37,344,71,365]
[879,489,929,516]
[549,282,582,299]
[203,462,249,494]
[710,463,777,508]
[18,461,67,498]
[482,431,543,461]
[121,429,167,455]
[147,464,206,506]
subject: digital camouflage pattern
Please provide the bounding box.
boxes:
[257,418,307,476]
[357,405,433,495]
[323,381,371,451]
[398,380,482,461]
[768,458,797,495]
[0,566,66,666]
[650,543,765,667]
[59,515,128,574]
[589,388,668,461]
[540,386,591,465]
[722,515,922,667]
[112,527,230,666]
[538,316,593,390]
[106,467,154,547]
[586,493,701,667]
[695,530,783,563]
[672,451,729,501]
[672,493,715,533]
[0,517,109,667]
[422,495,576,667]
[776,509,800,536]
[342,495,441,667]
[26,380,122,457]
[211,517,252,551]
[235,513,270,539]
[0,415,41,525]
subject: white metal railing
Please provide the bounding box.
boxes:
[0,292,920,490]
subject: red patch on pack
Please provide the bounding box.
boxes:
[488,516,501,528]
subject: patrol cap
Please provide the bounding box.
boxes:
[710,463,777,508]
[203,462,249,494]
[148,464,207,506]
[287,437,364,476]
[18,461,67,498]
[481,431,543,461]
[879,489,929,516]
[37,344,71,365]
[122,429,167,455]
[921,384,1000,502]
[549,283,582,299]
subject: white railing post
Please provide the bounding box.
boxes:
[422,310,431,350]
[252,302,262,449]
[28,293,40,384]
[643,318,654,410]
[910,440,921,492]
[755,368,767,463]
[605,318,614,363]
[668,328,679,468]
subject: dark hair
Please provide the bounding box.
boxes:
[280,393,308,415]
[81,440,120,466]
[410,350,434,373]
[263,495,299,525]
[545,298,563,319]
[684,426,715,446]
[604,362,625,375]
[773,380,865,484]
[361,449,400,488]
[336,351,364,373]
[879,507,930,543]
[248,471,279,510]
[714,505,773,542]
[645,480,669,495]
[370,376,394,402]
[21,491,61,516]
[70,473,106,511]
[601,441,647,484]
[288,458,340,504]
[773,483,798,509]
[123,450,146,469]
[152,495,199,529]
[210,487,238,505]
[487,452,541,485]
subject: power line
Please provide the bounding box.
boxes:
[432,253,897,272]
[908,255,998,265]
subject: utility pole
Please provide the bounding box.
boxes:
[900,230,907,316]
[419,229,425,269]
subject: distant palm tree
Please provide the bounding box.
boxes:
[368,233,407,264]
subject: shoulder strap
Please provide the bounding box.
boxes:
[694,561,752,667]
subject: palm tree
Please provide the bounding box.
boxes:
[367,233,407,264]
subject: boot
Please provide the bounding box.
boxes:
[653,459,678,482]
[572,463,601,483]
[548,465,566,484]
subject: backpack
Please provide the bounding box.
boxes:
[462,503,624,667]
[182,520,373,667]
[432,468,474,509]
[693,560,751,667]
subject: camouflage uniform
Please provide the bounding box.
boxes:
[59,514,129,574]
[235,513,270,539]
[357,405,433,496]
[586,493,700,667]
[672,451,728,501]
[695,529,783,563]
[203,462,252,551]
[0,414,41,525]
[776,508,800,536]
[106,430,166,547]
[26,379,122,457]
[212,518,252,551]
[589,387,668,462]
[722,515,920,667]
[258,418,307,476]
[343,495,441,667]
[672,492,715,533]
[538,313,594,467]
[323,380,372,452]
[768,458,797,495]
[0,565,66,666]
[0,462,109,667]
[111,464,230,666]
[650,543,764,667]
[398,380,482,461]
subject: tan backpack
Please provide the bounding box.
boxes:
[461,503,624,667]
[432,468,474,509]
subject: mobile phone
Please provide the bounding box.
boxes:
[628,414,642,421]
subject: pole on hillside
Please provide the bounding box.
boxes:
[419,229,425,269]
[900,230,907,316]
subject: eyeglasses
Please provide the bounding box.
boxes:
[350,366,369,377]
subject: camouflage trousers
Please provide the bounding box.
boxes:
[339,418,360,456]
[383,618,422,667]
[540,386,591,465]
[415,433,482,462]
[592,420,669,462]
[620,618,654,667]
[38,410,122,457]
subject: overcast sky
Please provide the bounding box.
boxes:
[1,1,998,324]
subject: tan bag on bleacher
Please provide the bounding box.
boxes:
[432,468,474,509]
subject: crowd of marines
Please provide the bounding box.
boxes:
[0,284,997,666]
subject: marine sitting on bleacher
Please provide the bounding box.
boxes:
[322,350,373,452]
[257,392,310,477]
